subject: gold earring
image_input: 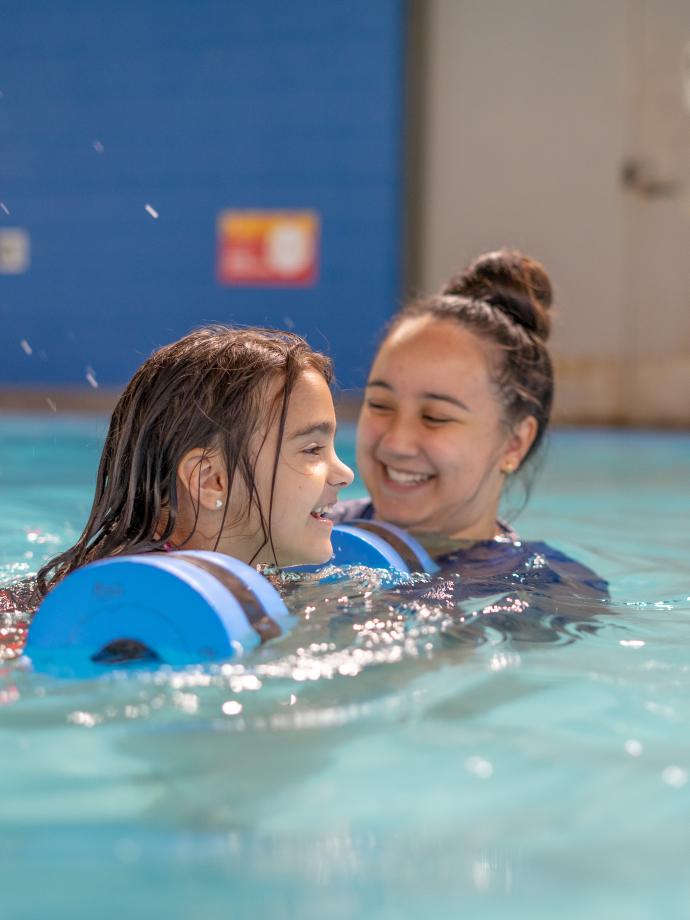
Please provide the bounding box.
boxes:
[502,462,516,475]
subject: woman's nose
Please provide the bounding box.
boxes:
[378,415,419,457]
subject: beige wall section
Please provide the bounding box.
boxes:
[412,0,633,423]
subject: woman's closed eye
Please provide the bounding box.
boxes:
[303,443,325,456]
[422,414,452,425]
[366,400,393,412]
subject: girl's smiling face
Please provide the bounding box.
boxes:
[173,368,353,567]
[248,368,354,566]
[356,316,535,540]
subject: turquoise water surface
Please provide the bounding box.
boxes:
[1,417,689,919]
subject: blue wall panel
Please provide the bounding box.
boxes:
[0,0,405,390]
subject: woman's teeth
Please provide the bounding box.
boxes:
[385,466,433,484]
[310,504,334,518]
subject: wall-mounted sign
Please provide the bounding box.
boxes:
[0,228,30,274]
[217,210,319,286]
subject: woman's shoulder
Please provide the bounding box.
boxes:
[437,537,609,598]
[525,540,609,595]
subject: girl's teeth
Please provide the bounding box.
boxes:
[385,466,432,484]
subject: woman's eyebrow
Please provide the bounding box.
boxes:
[424,392,471,411]
[289,420,335,439]
[367,380,470,412]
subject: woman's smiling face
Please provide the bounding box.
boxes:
[356,316,533,540]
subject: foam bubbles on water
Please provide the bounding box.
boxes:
[172,691,199,714]
[228,674,262,692]
[624,739,643,757]
[489,652,521,671]
[221,700,243,716]
[67,710,100,728]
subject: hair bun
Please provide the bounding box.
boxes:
[441,248,552,341]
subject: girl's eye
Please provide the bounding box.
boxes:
[303,444,324,456]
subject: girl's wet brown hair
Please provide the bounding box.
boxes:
[388,248,554,466]
[37,325,332,596]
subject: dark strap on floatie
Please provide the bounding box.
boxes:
[178,555,281,643]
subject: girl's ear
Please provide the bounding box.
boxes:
[177,448,227,512]
[500,415,538,475]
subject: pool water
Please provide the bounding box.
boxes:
[1,417,689,919]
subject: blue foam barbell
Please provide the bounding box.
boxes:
[25,523,438,675]
[329,520,439,575]
[25,550,292,675]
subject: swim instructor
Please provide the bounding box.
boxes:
[331,248,607,606]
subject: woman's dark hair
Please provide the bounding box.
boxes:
[37,325,332,596]
[389,248,554,465]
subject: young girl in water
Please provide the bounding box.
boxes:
[332,248,607,615]
[36,325,353,599]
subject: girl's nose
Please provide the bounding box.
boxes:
[330,453,354,487]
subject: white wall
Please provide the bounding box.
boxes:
[413,0,632,422]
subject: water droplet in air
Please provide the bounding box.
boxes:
[145,203,159,219]
[0,202,9,215]
[19,339,32,355]
[624,739,643,757]
[466,755,493,779]
[662,765,688,788]
[92,139,105,154]
[85,366,98,388]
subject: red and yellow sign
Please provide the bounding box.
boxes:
[217,210,319,286]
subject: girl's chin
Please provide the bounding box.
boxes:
[282,542,334,568]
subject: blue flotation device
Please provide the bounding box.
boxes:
[329,519,439,575]
[25,523,437,675]
[25,550,292,676]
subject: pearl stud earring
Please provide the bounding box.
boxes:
[215,499,224,509]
